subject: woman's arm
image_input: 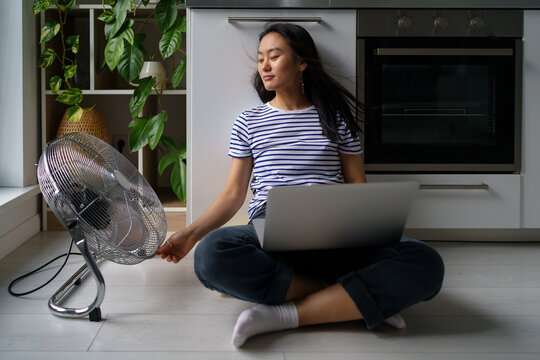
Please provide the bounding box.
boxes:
[157,156,253,263]
[339,153,368,184]
[187,156,253,242]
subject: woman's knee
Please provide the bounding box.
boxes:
[401,240,445,300]
[194,228,231,287]
[194,225,255,288]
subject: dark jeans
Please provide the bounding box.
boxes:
[194,207,445,329]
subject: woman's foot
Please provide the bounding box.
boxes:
[383,313,406,329]
[231,302,299,347]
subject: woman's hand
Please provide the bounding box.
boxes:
[156,157,253,264]
[156,229,197,264]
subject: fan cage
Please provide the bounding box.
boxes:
[38,132,167,265]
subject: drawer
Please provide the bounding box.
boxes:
[367,174,521,229]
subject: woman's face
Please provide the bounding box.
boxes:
[257,32,306,93]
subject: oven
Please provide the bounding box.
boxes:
[357,10,523,173]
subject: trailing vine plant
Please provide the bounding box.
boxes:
[100,0,187,202]
[34,0,89,122]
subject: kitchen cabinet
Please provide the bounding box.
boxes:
[187,9,357,225]
[187,8,540,233]
[367,174,521,229]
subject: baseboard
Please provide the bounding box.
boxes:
[405,228,540,242]
[0,214,40,260]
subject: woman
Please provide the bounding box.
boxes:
[157,23,445,347]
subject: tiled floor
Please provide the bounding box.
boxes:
[1,231,540,359]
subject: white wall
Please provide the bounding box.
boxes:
[0,0,39,187]
[521,10,540,228]
[188,9,357,226]
[0,0,41,258]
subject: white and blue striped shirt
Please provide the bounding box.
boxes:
[229,102,363,219]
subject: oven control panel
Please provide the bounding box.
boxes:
[358,9,523,37]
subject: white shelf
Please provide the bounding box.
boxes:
[164,207,187,212]
[50,4,186,10]
[45,89,187,95]
[41,4,187,231]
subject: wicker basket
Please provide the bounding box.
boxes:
[56,107,110,144]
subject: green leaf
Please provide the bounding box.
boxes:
[57,0,75,11]
[63,64,77,79]
[118,40,144,82]
[49,76,62,94]
[134,33,151,60]
[141,0,150,6]
[117,19,135,45]
[55,88,83,105]
[98,10,115,23]
[158,150,176,175]
[38,48,56,68]
[67,105,83,122]
[178,139,187,159]
[179,14,187,33]
[159,135,187,202]
[155,0,177,33]
[66,35,79,54]
[159,17,182,59]
[104,36,125,70]
[84,105,96,113]
[127,116,151,152]
[33,0,53,15]
[104,0,131,39]
[160,135,177,151]
[40,21,60,44]
[171,156,186,202]
[129,76,156,118]
[148,111,167,150]
[179,157,186,199]
[171,55,186,88]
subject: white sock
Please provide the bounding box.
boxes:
[231,302,299,347]
[383,313,406,329]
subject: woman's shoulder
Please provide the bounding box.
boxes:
[238,103,273,119]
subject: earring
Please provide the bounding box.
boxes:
[300,72,305,94]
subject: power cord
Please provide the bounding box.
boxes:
[8,239,82,297]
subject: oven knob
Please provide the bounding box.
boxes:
[434,16,448,30]
[397,16,412,30]
[470,16,485,30]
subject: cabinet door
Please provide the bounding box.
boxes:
[188,9,357,225]
[367,174,521,229]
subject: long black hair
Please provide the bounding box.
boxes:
[252,23,364,142]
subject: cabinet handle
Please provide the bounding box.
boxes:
[376,48,513,56]
[419,184,490,190]
[228,17,322,23]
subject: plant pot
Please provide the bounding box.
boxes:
[56,107,110,144]
[130,61,167,91]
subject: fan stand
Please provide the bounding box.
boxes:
[48,222,105,322]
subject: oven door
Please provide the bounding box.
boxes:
[360,38,522,173]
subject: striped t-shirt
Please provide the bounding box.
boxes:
[228,102,363,219]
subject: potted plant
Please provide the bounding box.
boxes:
[34,0,88,123]
[100,0,187,202]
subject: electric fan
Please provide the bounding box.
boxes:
[37,132,167,321]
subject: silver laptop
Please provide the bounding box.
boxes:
[252,181,419,251]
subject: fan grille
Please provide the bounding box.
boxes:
[38,132,167,265]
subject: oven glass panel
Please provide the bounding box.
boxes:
[364,38,517,167]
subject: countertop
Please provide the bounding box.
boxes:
[186,0,540,9]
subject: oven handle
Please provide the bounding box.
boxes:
[419,184,490,190]
[375,48,513,56]
[228,17,322,23]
